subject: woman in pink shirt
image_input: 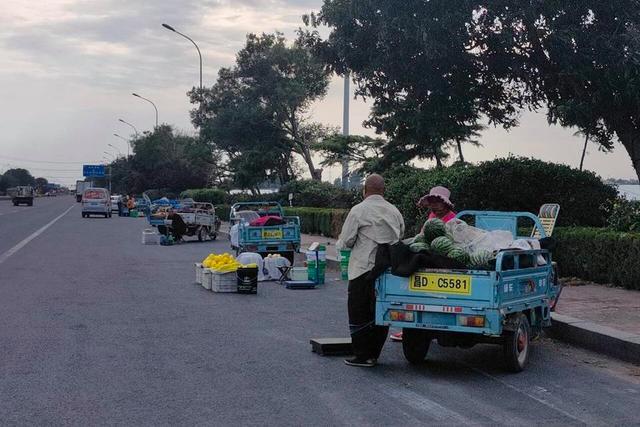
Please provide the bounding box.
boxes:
[390,186,456,343]
[420,186,457,226]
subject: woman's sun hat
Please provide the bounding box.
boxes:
[418,186,454,208]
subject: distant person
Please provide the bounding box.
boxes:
[390,186,456,343]
[166,209,187,242]
[127,195,136,211]
[117,196,123,216]
[337,174,405,367]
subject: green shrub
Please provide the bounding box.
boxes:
[553,227,640,290]
[279,180,360,209]
[215,204,231,221]
[181,188,228,205]
[385,157,618,233]
[602,198,640,232]
[284,207,350,238]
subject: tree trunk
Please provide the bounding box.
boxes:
[616,127,640,183]
[456,138,465,163]
[579,133,589,171]
[299,145,322,180]
[433,149,443,168]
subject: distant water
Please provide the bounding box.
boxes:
[617,184,640,201]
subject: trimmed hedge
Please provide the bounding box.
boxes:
[284,207,349,238]
[181,188,228,205]
[385,157,618,233]
[553,227,640,290]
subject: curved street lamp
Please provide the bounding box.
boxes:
[108,143,123,157]
[132,93,158,128]
[162,23,202,91]
[118,118,139,137]
[113,133,130,157]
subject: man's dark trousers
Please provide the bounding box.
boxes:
[348,272,389,360]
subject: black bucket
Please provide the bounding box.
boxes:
[237,266,258,294]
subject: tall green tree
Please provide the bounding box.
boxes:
[1,168,35,188]
[307,1,640,179]
[467,1,640,180]
[109,125,214,194]
[191,33,331,181]
[302,2,519,169]
[34,177,48,193]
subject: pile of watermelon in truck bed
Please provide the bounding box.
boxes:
[229,202,301,264]
[376,209,561,372]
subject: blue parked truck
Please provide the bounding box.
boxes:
[230,202,301,263]
[376,211,561,372]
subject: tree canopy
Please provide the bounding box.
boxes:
[108,125,214,195]
[190,33,332,186]
[305,0,640,179]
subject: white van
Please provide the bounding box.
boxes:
[82,188,112,218]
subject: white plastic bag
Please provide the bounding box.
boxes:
[236,252,266,281]
[445,219,513,254]
[263,256,291,281]
[230,224,239,248]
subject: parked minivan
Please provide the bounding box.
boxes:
[82,188,112,218]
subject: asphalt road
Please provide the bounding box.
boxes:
[1,197,639,426]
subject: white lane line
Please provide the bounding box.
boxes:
[0,204,74,265]
[467,365,589,425]
[384,387,474,424]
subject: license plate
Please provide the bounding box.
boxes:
[262,229,283,239]
[409,273,472,295]
[91,202,99,206]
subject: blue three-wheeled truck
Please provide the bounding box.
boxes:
[376,210,562,372]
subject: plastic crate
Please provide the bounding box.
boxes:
[209,270,237,293]
[202,268,213,290]
[194,263,204,285]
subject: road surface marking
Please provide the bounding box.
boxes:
[384,387,473,424]
[467,365,590,425]
[0,204,74,265]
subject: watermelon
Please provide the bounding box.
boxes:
[413,234,426,244]
[409,242,430,253]
[422,218,446,243]
[447,247,469,265]
[430,236,454,256]
[469,250,493,269]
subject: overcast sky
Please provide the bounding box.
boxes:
[0,0,636,187]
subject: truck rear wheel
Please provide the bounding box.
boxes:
[402,328,432,364]
[198,226,206,242]
[503,313,531,372]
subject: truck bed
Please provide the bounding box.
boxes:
[376,250,557,336]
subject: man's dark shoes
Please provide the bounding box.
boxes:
[344,357,377,367]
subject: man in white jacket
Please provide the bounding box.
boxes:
[337,174,405,367]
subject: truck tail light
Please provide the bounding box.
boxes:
[458,315,485,327]
[389,310,414,322]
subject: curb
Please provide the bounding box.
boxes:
[549,313,640,365]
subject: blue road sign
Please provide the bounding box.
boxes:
[83,165,106,177]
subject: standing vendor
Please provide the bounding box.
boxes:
[390,186,456,343]
[337,174,405,368]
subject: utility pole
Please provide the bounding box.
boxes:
[341,74,350,189]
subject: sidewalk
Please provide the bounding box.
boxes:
[550,284,640,364]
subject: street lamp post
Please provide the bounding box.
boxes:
[113,133,130,157]
[108,143,123,157]
[162,23,202,91]
[118,118,139,137]
[132,93,158,128]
